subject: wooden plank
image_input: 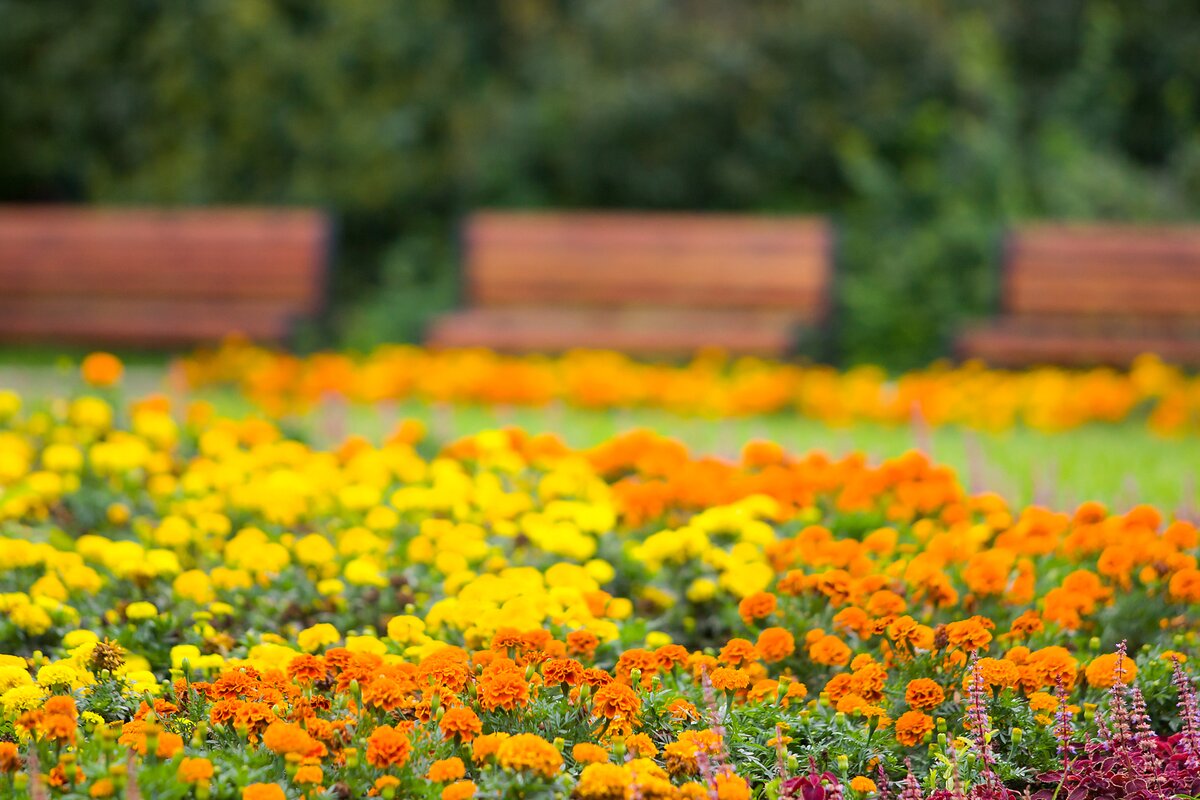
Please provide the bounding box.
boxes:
[957,324,1200,366]
[463,212,831,311]
[0,297,296,345]
[1008,276,1200,315]
[427,307,804,356]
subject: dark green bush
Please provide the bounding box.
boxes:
[2,0,1198,367]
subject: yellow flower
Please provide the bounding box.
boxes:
[125,601,159,621]
[297,623,341,653]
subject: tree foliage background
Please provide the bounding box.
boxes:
[3,0,1199,367]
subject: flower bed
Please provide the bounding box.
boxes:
[1,355,1199,798]
[180,341,1200,434]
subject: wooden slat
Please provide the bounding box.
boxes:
[0,297,296,345]
[427,308,804,356]
[463,212,831,312]
[0,206,330,344]
[957,322,1200,367]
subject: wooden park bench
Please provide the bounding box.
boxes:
[426,211,833,357]
[0,207,332,346]
[957,223,1200,366]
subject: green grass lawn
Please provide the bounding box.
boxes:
[3,361,1196,513]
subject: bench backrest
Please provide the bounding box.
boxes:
[0,207,331,344]
[1005,224,1200,317]
[463,211,832,319]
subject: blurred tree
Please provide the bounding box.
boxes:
[1,0,1197,365]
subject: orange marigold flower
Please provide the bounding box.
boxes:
[572,742,609,764]
[808,634,852,667]
[442,781,477,800]
[263,720,323,759]
[0,742,22,773]
[294,764,323,786]
[710,667,751,693]
[894,710,934,747]
[567,630,600,656]
[655,644,690,670]
[478,671,530,712]
[428,757,467,782]
[242,784,286,800]
[737,592,777,623]
[471,732,511,764]
[944,616,995,652]
[714,769,751,800]
[497,733,563,779]
[755,627,795,663]
[177,757,214,785]
[366,724,413,769]
[592,681,641,721]
[904,678,945,710]
[718,638,759,666]
[543,658,584,686]
[1085,653,1139,689]
[287,654,327,685]
[440,706,483,743]
[850,776,878,793]
[625,733,658,758]
[82,352,124,387]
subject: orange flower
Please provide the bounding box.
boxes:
[567,630,600,656]
[178,757,214,785]
[572,742,610,764]
[543,658,584,686]
[366,724,413,769]
[904,678,945,710]
[850,776,878,793]
[0,742,22,773]
[718,638,759,666]
[755,628,795,663]
[497,733,563,779]
[294,764,323,786]
[737,592,777,623]
[710,667,751,693]
[808,634,852,667]
[592,681,641,722]
[894,710,934,747]
[478,670,530,712]
[263,720,324,759]
[714,769,751,800]
[625,733,658,758]
[440,706,483,743]
[427,757,467,782]
[442,780,477,800]
[81,352,124,387]
[471,732,511,764]
[1085,653,1139,689]
[243,785,286,800]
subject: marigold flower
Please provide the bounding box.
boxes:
[904,678,945,710]
[1085,652,1138,689]
[428,756,467,782]
[81,352,124,387]
[440,706,483,743]
[737,591,777,623]
[442,781,477,800]
[0,742,21,773]
[365,724,412,769]
[808,633,852,667]
[471,732,510,764]
[178,757,214,784]
[497,733,563,779]
[592,681,641,721]
[572,742,610,764]
[243,784,286,800]
[894,710,934,747]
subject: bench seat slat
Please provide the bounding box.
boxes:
[0,206,330,345]
[428,308,803,357]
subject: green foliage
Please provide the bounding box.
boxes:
[3,1,1200,365]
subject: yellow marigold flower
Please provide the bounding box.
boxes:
[124,601,159,621]
[296,623,340,653]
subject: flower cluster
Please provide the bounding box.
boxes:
[179,340,1200,434]
[0,355,1199,799]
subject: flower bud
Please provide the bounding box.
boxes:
[1011,727,1024,744]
